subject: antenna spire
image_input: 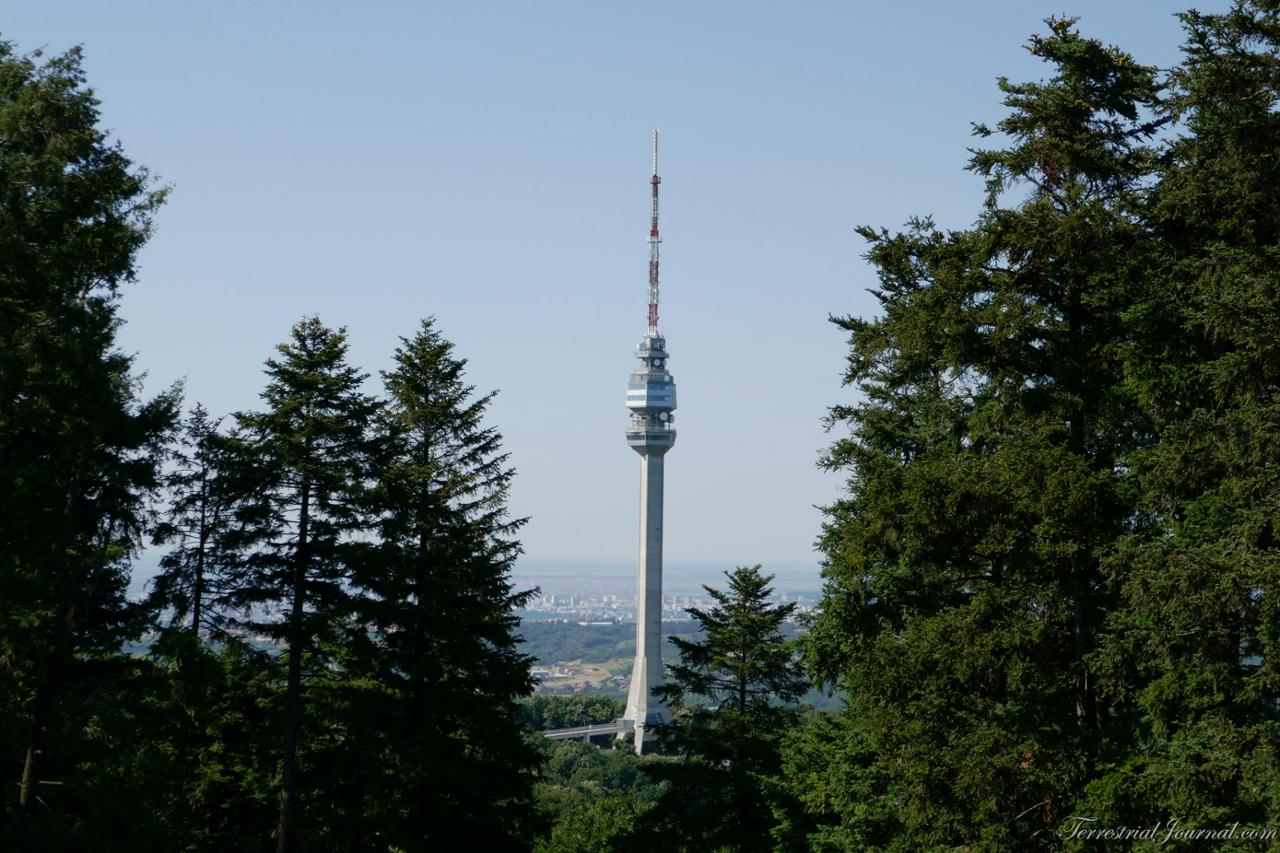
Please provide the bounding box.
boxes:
[647,129,661,334]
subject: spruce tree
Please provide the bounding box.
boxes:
[150,404,237,636]
[0,42,177,833]
[224,317,381,853]
[637,566,805,851]
[804,20,1164,848]
[1082,0,1280,829]
[352,318,539,850]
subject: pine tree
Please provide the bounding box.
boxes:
[0,42,177,833]
[351,318,540,850]
[150,404,238,636]
[223,317,382,853]
[804,19,1165,848]
[637,565,805,852]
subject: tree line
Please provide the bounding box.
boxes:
[7,2,1280,850]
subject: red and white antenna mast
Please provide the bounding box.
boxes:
[647,129,661,334]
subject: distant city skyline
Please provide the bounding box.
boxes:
[511,556,823,592]
[520,587,820,625]
[6,1,1204,572]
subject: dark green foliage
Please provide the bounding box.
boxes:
[1078,0,1280,833]
[535,792,651,853]
[636,566,805,852]
[289,647,401,852]
[538,738,655,797]
[125,631,282,852]
[532,739,662,853]
[0,41,178,833]
[175,639,283,851]
[346,318,541,850]
[519,695,626,730]
[774,710,898,852]
[806,18,1167,850]
[0,624,283,853]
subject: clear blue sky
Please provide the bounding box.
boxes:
[6,1,1210,574]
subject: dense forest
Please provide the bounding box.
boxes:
[6,2,1280,850]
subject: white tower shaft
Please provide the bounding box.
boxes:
[623,454,667,748]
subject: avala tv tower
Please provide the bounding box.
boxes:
[620,130,677,753]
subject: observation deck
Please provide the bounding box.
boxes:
[625,333,677,453]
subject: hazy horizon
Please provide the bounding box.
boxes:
[127,553,824,599]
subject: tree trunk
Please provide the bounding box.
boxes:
[18,687,50,816]
[192,466,208,635]
[276,475,310,853]
[1065,284,1099,761]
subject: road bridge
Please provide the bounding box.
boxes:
[544,721,629,743]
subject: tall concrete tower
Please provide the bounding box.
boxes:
[620,130,677,754]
